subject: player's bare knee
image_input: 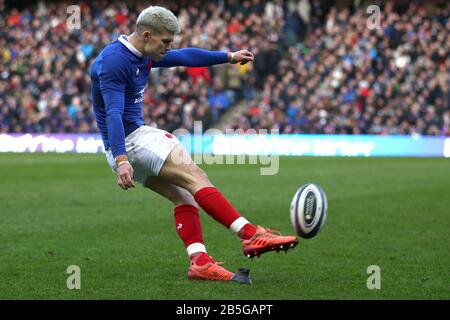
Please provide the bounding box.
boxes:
[192,165,210,185]
[184,166,213,194]
[172,188,198,208]
[177,163,209,184]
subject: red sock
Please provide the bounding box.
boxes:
[240,223,257,240]
[190,252,212,266]
[194,187,242,228]
[174,204,204,248]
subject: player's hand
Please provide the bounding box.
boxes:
[230,50,254,65]
[116,161,135,190]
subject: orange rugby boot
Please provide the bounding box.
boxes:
[188,255,234,282]
[241,225,299,258]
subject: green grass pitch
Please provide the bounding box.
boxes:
[0,153,449,299]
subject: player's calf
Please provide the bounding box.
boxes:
[160,145,261,247]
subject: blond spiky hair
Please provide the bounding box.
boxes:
[136,6,180,34]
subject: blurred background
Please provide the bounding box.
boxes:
[1,1,450,300]
[0,0,448,138]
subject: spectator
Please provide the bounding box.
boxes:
[0,0,448,138]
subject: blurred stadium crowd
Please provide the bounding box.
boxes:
[0,0,449,135]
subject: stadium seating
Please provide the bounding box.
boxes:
[0,0,448,136]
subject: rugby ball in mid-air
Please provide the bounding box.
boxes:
[290,183,328,239]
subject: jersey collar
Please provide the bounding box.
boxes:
[118,35,143,58]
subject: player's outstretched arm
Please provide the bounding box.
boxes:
[153,48,254,68]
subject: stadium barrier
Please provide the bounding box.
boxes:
[0,133,449,157]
